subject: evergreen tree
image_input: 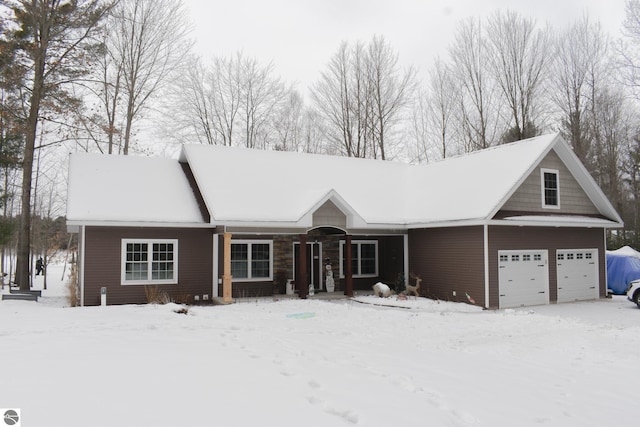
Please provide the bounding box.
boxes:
[1,0,112,289]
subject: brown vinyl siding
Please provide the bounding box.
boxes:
[83,227,213,306]
[487,226,605,308]
[408,226,485,306]
[501,150,600,215]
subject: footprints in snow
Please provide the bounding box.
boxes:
[304,379,360,424]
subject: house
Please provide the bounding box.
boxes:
[66,134,623,308]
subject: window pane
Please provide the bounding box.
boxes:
[359,243,376,275]
[351,243,359,274]
[125,243,148,281]
[152,262,174,280]
[251,244,270,278]
[231,244,248,260]
[544,172,558,206]
[151,242,175,281]
[252,244,270,260]
[231,261,248,278]
[252,260,270,278]
[231,244,249,278]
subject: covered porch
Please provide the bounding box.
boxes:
[215,227,407,302]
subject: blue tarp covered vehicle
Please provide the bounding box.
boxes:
[606,246,640,294]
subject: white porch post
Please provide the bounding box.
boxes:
[79,225,86,307]
[212,233,219,298]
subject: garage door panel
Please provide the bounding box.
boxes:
[499,250,549,308]
[556,249,598,303]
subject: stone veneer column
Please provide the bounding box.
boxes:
[345,234,353,297]
[298,234,308,299]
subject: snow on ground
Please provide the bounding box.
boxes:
[1,262,639,427]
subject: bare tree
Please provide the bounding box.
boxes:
[174,52,286,148]
[486,10,551,143]
[312,36,414,159]
[552,16,609,169]
[366,35,417,160]
[590,86,634,212]
[408,89,431,163]
[273,89,305,152]
[427,57,459,159]
[206,53,243,146]
[99,0,193,154]
[312,42,354,156]
[240,56,286,149]
[449,17,502,151]
[619,0,640,97]
[2,0,112,289]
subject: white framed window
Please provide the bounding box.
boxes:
[339,240,378,278]
[231,240,273,281]
[541,168,560,209]
[121,239,178,285]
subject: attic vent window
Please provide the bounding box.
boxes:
[541,169,560,209]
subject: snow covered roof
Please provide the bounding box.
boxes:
[66,133,623,230]
[179,144,410,228]
[66,152,207,228]
[404,134,557,224]
[179,133,623,229]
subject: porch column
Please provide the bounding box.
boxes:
[222,232,233,303]
[298,234,308,299]
[344,234,353,297]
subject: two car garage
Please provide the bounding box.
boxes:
[498,248,599,308]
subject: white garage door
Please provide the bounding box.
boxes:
[556,249,598,303]
[498,250,549,308]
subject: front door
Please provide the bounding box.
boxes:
[294,242,322,291]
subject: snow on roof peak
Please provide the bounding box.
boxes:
[180,133,561,226]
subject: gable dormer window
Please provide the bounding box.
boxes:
[541,168,560,209]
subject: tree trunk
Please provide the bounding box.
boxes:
[16,38,47,290]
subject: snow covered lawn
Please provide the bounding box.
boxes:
[1,263,639,426]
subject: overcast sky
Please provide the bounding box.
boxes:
[184,0,627,92]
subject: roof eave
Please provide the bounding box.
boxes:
[489,218,623,229]
[66,220,214,230]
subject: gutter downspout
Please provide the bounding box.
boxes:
[603,228,608,298]
[80,225,86,307]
